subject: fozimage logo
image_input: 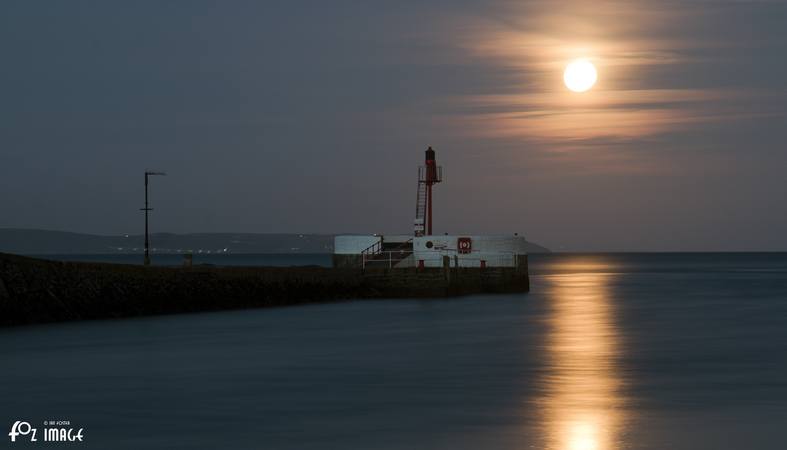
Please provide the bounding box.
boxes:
[8,420,84,443]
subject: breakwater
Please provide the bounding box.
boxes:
[0,253,529,326]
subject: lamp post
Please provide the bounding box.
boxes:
[141,171,166,266]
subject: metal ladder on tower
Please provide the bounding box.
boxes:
[414,177,426,236]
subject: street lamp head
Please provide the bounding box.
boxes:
[145,171,167,176]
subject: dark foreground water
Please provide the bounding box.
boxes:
[2,253,787,449]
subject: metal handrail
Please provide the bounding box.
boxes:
[418,166,443,183]
[363,251,518,269]
[362,251,412,269]
[420,251,517,268]
[361,238,414,270]
[360,239,382,256]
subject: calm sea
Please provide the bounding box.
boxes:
[2,253,786,449]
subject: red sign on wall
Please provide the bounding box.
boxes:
[457,237,472,254]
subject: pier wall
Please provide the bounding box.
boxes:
[362,260,530,297]
[0,253,528,326]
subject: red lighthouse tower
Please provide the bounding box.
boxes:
[414,146,443,236]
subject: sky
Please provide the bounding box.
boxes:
[1,0,786,251]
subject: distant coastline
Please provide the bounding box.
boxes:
[0,229,550,255]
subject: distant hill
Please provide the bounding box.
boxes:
[0,229,550,254]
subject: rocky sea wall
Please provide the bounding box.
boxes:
[0,253,528,326]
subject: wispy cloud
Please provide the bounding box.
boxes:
[427,0,786,163]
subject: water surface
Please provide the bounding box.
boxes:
[2,253,786,449]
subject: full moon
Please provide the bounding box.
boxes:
[563,59,597,93]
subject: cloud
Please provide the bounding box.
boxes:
[421,0,787,170]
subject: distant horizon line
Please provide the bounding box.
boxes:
[3,228,787,253]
